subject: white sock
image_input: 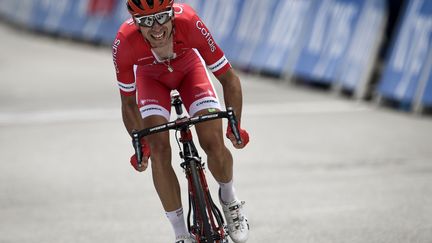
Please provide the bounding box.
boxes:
[218,179,238,204]
[166,207,189,239]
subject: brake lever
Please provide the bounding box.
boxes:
[132,130,143,167]
[226,107,242,145]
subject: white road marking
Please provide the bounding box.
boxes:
[0,101,371,125]
[244,100,371,116]
[0,108,120,125]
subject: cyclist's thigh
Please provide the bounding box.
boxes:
[178,58,221,117]
[135,72,171,143]
[136,71,171,122]
[178,65,224,145]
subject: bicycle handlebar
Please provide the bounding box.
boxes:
[131,108,242,167]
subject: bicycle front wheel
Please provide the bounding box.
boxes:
[189,159,214,243]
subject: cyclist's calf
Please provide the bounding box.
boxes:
[195,118,234,182]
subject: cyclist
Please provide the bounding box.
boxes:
[112,1,250,242]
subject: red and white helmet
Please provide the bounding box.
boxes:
[127,0,174,16]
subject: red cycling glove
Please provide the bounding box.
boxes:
[130,138,151,171]
[226,122,249,148]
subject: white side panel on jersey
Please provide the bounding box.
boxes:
[192,48,221,101]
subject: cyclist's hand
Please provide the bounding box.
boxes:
[130,138,151,172]
[226,123,249,149]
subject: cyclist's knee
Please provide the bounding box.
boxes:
[151,142,171,158]
[195,116,225,155]
[199,133,226,157]
[148,135,172,167]
[142,115,171,157]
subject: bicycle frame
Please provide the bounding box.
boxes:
[131,91,241,243]
[178,121,226,242]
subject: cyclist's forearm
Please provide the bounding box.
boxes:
[223,83,243,122]
[122,104,144,136]
[219,69,243,122]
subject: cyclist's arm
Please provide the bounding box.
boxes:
[121,94,144,136]
[217,68,243,122]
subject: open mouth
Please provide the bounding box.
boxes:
[151,31,166,41]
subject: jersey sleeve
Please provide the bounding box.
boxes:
[112,31,136,96]
[187,11,232,76]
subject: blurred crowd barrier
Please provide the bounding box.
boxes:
[378,0,432,112]
[1,0,431,113]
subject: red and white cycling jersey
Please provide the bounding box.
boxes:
[112,3,231,120]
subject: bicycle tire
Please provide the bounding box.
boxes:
[189,159,214,243]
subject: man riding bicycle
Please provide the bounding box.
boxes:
[112,1,250,242]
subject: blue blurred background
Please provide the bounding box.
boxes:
[1,0,431,114]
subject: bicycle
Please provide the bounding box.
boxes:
[131,91,243,243]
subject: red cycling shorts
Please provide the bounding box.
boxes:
[135,49,221,121]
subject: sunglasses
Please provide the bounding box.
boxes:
[134,8,173,28]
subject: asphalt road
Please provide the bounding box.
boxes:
[1,23,432,243]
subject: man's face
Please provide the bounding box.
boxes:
[134,9,174,48]
[140,20,173,48]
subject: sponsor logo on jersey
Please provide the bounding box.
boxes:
[117,81,136,92]
[142,107,162,113]
[196,20,216,52]
[194,89,214,98]
[195,99,218,107]
[112,39,121,73]
[209,56,229,73]
[140,99,159,105]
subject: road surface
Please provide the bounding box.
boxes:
[1,23,431,243]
